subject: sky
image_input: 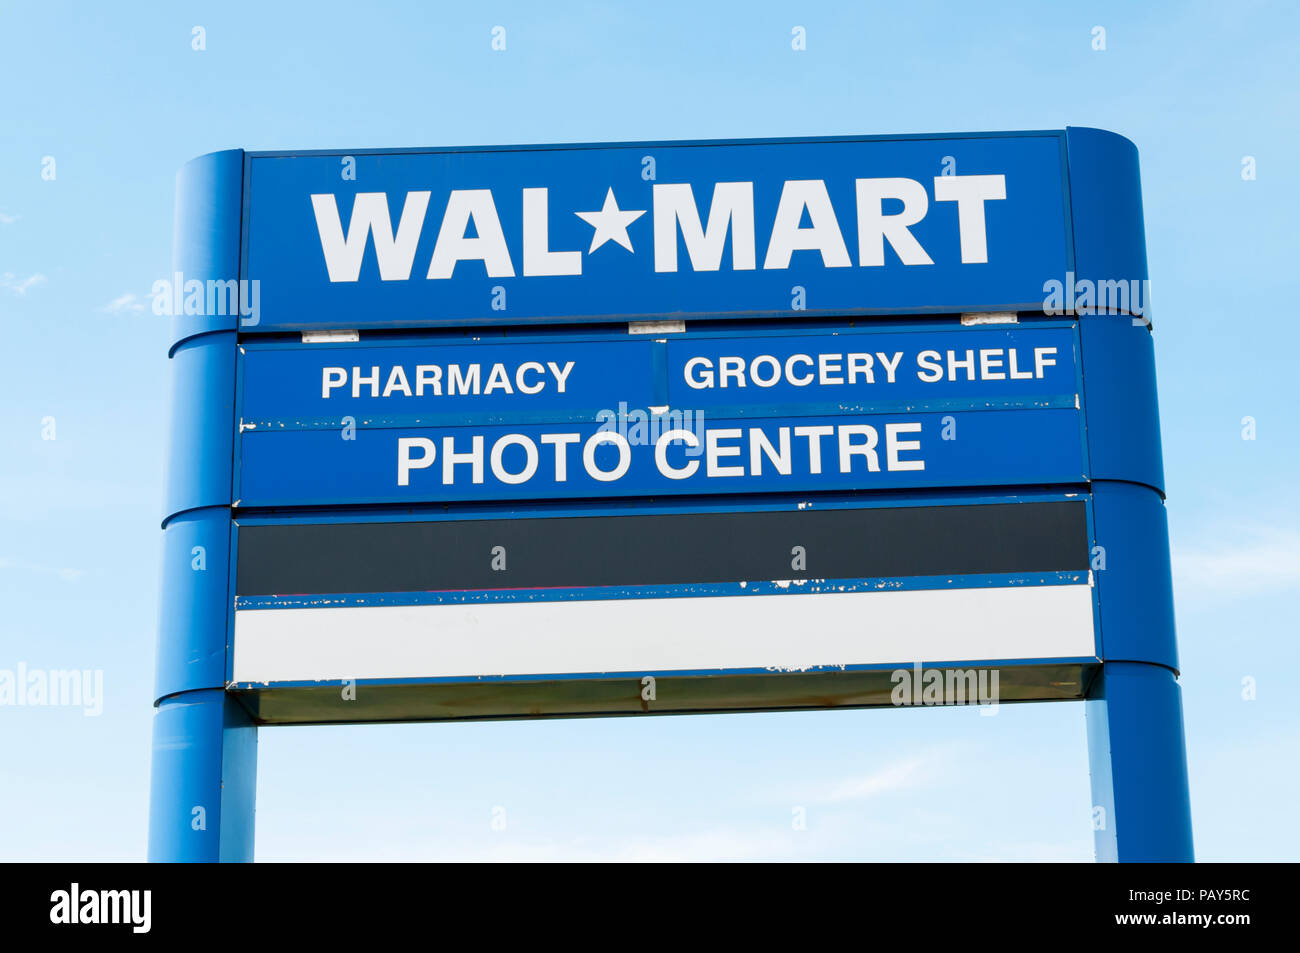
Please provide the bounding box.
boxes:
[1,0,1297,861]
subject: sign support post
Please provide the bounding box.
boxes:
[148,689,256,862]
[1082,477,1194,861]
[148,150,257,862]
[1069,125,1196,861]
[1087,661,1194,862]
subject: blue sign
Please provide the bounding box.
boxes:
[235,323,1084,506]
[153,130,1194,864]
[240,337,660,423]
[243,134,1071,330]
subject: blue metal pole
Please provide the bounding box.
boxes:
[149,690,257,861]
[1087,661,1194,862]
[1067,128,1193,862]
[1080,405,1194,863]
[148,150,255,862]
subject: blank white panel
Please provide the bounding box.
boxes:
[232,585,1096,684]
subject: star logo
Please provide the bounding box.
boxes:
[575,188,645,254]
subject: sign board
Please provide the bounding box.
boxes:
[151,129,1194,862]
[229,318,1095,720]
[236,323,1083,506]
[242,134,1070,330]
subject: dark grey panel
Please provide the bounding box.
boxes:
[236,501,1088,595]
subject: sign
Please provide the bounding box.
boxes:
[236,323,1083,506]
[230,498,1095,703]
[242,134,1070,330]
[230,317,1096,711]
[220,135,1118,713]
[152,129,1194,862]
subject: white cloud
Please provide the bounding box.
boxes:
[816,755,934,803]
[1173,526,1300,598]
[0,272,46,295]
[765,747,958,809]
[0,211,18,225]
[101,292,146,314]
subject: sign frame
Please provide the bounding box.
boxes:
[149,128,1192,865]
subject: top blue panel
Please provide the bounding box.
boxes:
[241,133,1073,331]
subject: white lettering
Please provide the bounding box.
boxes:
[397,437,436,486]
[855,178,933,266]
[427,190,516,279]
[933,174,1006,264]
[764,180,852,269]
[653,182,756,272]
[311,191,430,282]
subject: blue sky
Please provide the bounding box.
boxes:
[1,0,1297,861]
